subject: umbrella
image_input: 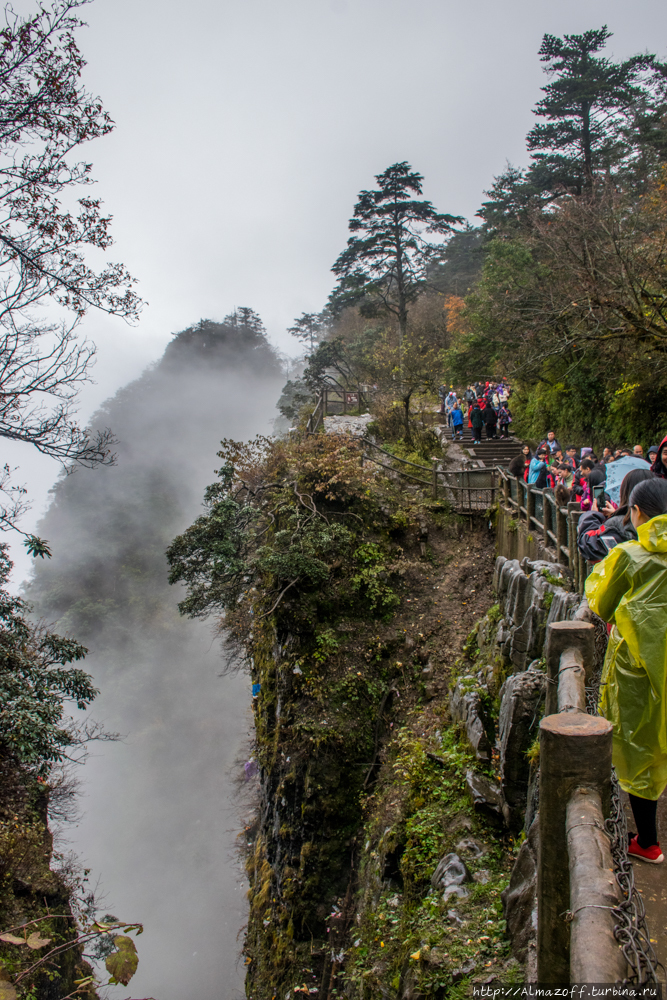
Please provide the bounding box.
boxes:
[604,456,651,504]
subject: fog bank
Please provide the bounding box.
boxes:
[27,316,285,998]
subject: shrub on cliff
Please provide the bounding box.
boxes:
[0,547,97,773]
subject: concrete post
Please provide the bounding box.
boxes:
[537,712,613,985]
[544,621,595,716]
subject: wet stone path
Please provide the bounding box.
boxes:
[625,791,667,983]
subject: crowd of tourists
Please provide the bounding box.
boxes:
[440,379,512,442]
[506,428,667,867]
[440,381,667,866]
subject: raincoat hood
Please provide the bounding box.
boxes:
[638,512,667,553]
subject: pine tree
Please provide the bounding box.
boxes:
[331,162,462,347]
[526,27,661,193]
[287,312,324,353]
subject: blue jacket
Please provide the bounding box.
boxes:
[527,457,546,484]
[451,408,463,426]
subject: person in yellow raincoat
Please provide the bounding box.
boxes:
[586,477,667,864]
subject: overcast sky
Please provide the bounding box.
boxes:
[7,0,667,582]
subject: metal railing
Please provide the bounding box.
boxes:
[497,468,589,593]
[538,621,627,983]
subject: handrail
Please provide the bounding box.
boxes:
[361,438,432,472]
[538,621,627,983]
[496,468,589,591]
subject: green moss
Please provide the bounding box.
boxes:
[541,567,566,587]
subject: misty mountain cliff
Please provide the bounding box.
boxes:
[25,314,284,656]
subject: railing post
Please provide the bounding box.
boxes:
[542,489,550,549]
[556,505,568,567]
[432,459,438,500]
[527,487,536,533]
[537,712,614,984]
[544,621,595,716]
[566,502,579,581]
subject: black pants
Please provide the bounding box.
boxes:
[629,794,659,848]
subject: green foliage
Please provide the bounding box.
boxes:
[0,546,95,771]
[105,934,138,985]
[276,379,316,424]
[350,543,400,615]
[447,31,667,448]
[167,434,417,641]
[526,735,541,764]
[312,629,340,663]
[340,727,516,996]
[22,537,51,560]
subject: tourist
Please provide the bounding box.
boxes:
[586,477,667,864]
[577,468,654,563]
[470,401,484,445]
[540,431,561,454]
[633,444,644,459]
[648,445,659,466]
[450,402,464,441]
[565,446,579,469]
[527,447,548,487]
[508,445,531,480]
[602,447,615,465]
[650,435,667,479]
[554,462,574,490]
[497,402,512,439]
[482,401,498,440]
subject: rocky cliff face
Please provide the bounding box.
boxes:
[0,758,97,999]
[245,542,591,997]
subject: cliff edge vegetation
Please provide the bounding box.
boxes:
[168,428,522,997]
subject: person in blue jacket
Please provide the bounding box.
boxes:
[527,447,548,487]
[450,402,464,440]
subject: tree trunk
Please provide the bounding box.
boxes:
[581,99,593,189]
[403,393,412,444]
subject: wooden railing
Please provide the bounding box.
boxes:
[306,387,371,433]
[497,468,589,593]
[538,622,626,983]
[361,440,500,513]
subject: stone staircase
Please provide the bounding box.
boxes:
[441,418,524,468]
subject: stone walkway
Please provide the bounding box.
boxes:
[323,412,374,436]
[625,792,667,981]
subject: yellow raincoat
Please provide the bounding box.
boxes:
[585,512,667,799]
